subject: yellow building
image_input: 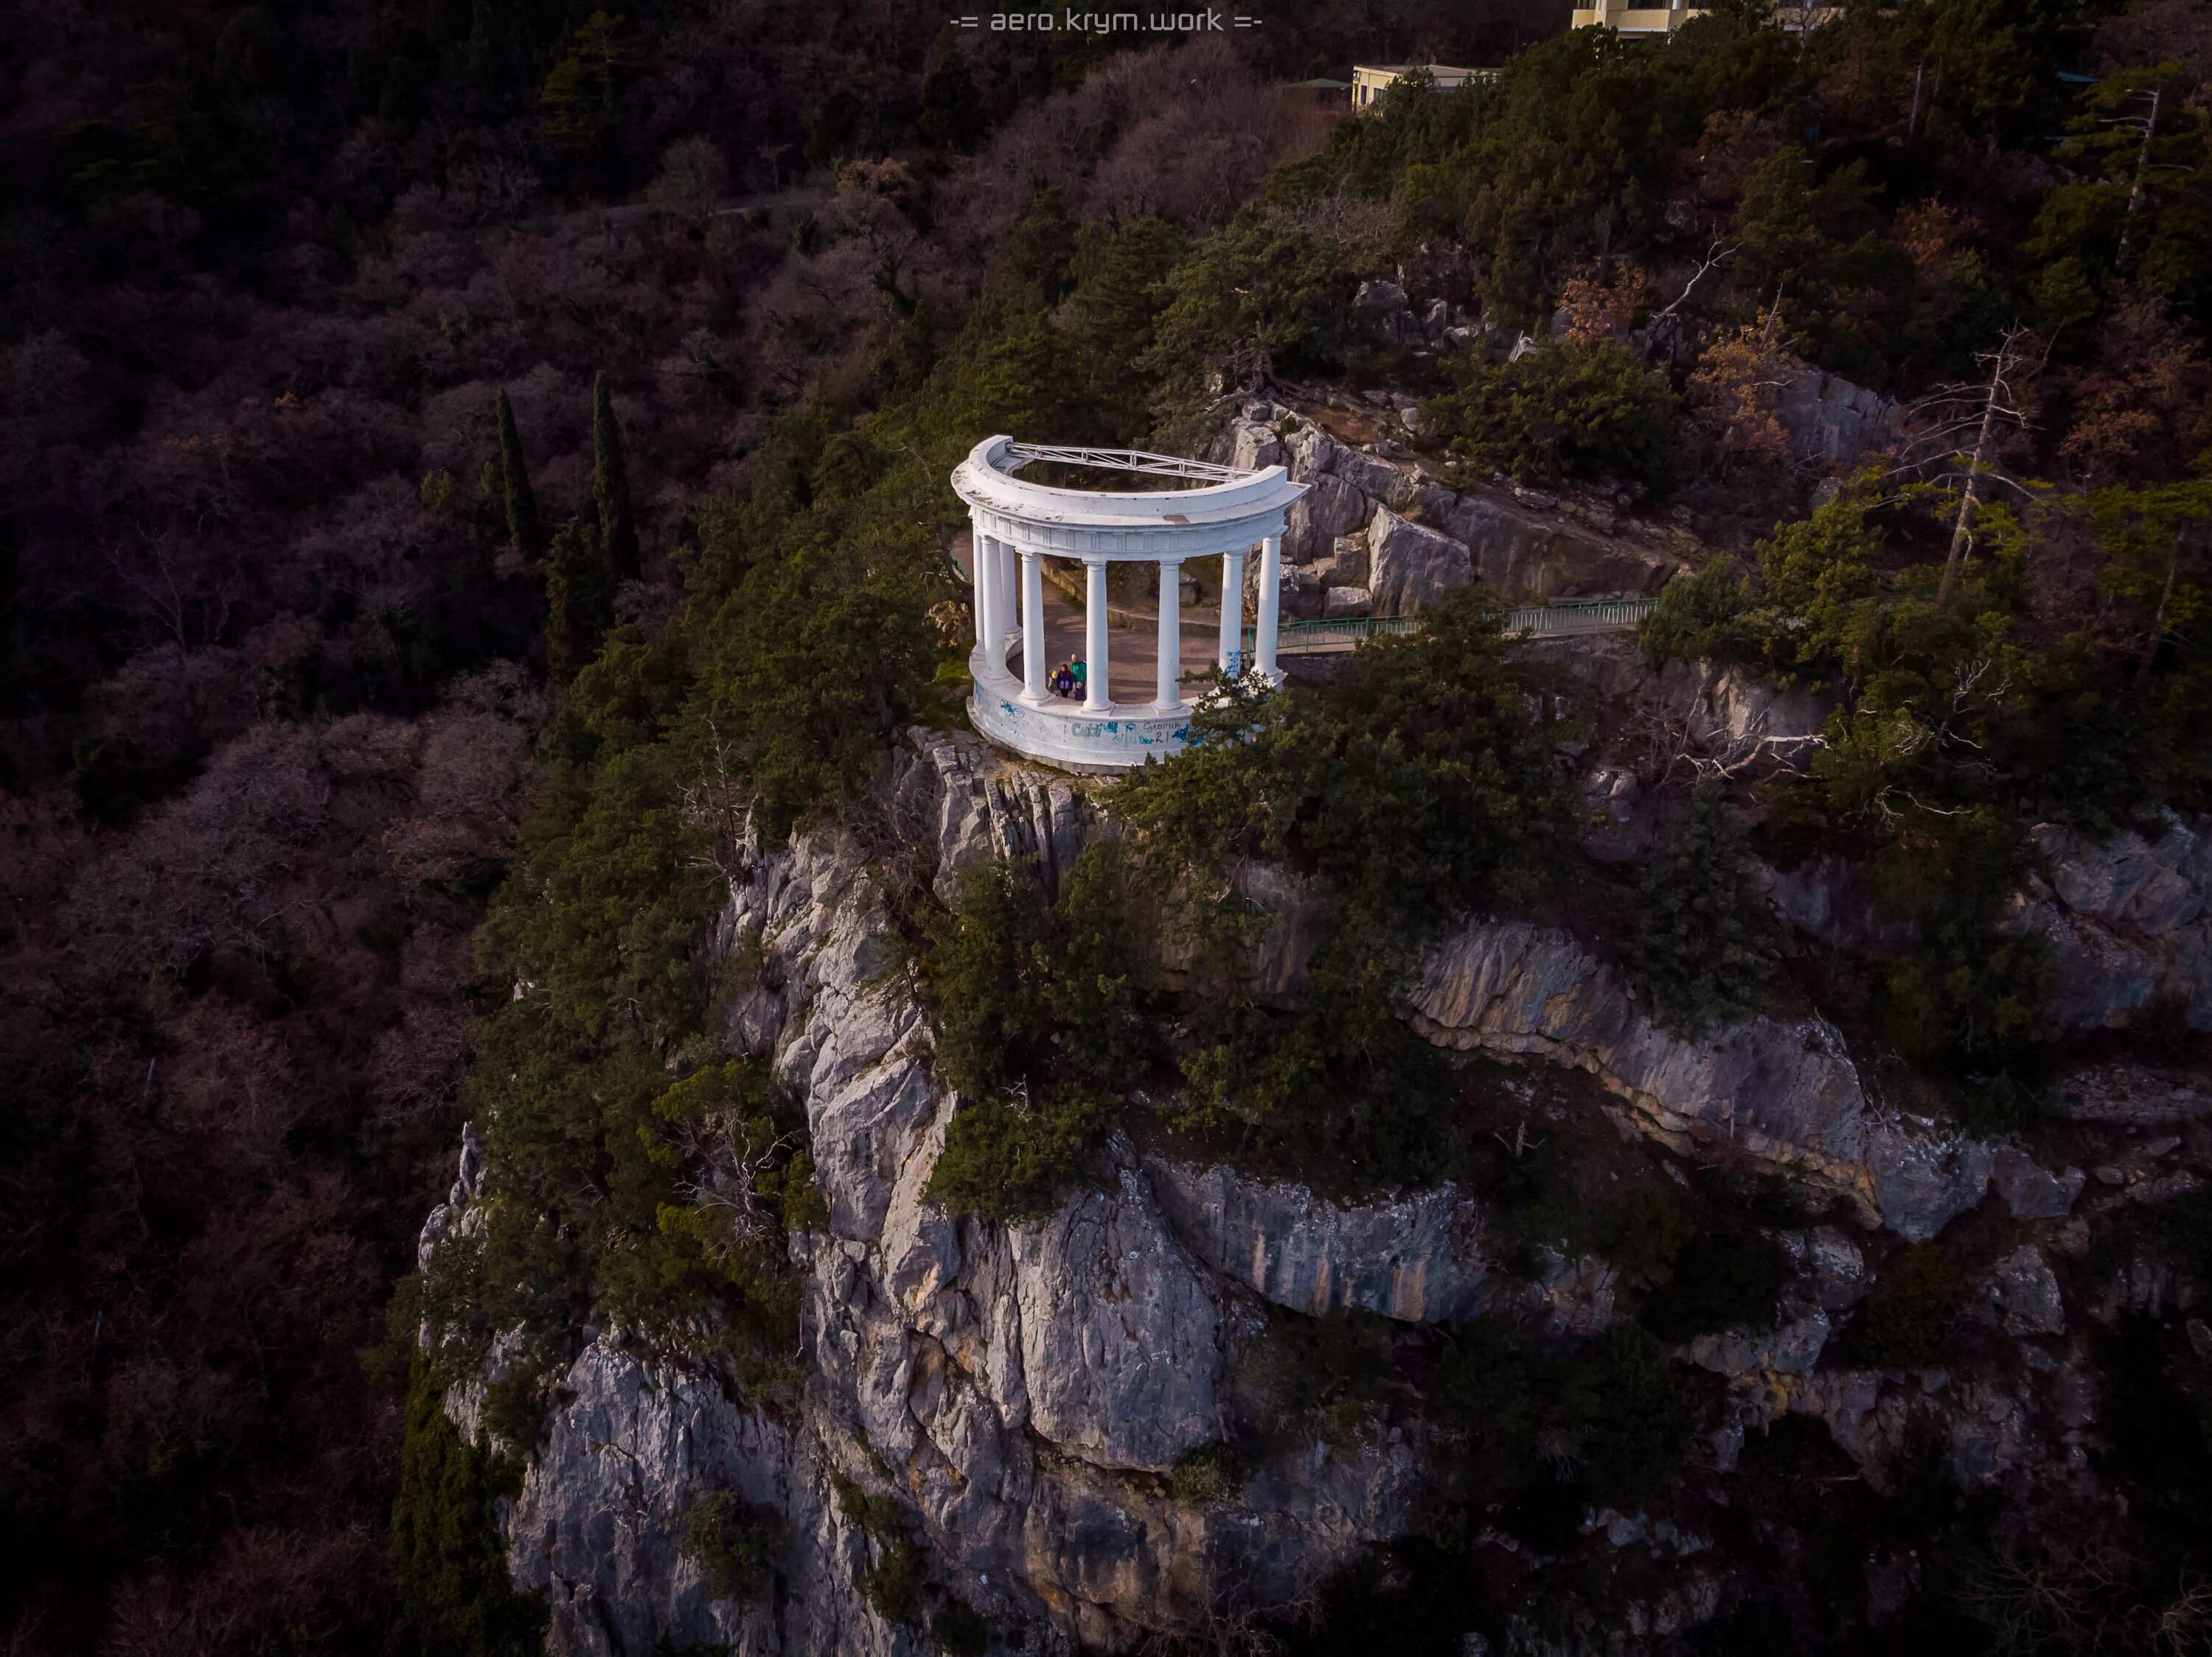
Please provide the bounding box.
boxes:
[1349,63,1497,111]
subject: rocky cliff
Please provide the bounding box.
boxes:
[1211,400,1688,618]
[420,731,2210,1654]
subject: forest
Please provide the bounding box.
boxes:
[4,0,2212,1651]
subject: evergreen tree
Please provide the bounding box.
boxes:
[592,370,640,580]
[917,27,984,153]
[1624,783,1783,1035]
[493,388,541,560]
[544,516,618,684]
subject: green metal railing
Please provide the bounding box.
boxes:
[1246,597,1656,656]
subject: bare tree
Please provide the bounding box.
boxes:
[1893,324,2037,605]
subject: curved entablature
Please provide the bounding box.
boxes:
[951,433,1304,774]
[1004,443,1249,482]
[952,434,1305,558]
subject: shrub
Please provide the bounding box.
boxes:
[1871,813,2053,1088]
[1118,588,1575,1187]
[832,1478,923,1625]
[1641,1229,1787,1341]
[1843,1243,1962,1369]
[931,1599,991,1657]
[1556,1326,1697,1507]
[1237,1309,1398,1445]
[1639,559,1757,667]
[1624,783,1785,1036]
[1168,1441,1245,1505]
[390,1360,547,1657]
[1423,338,1681,494]
[925,1088,1116,1223]
[679,1489,786,1605]
[1427,1316,1544,1501]
[920,845,1153,1221]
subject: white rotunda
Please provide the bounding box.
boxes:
[950,436,1308,772]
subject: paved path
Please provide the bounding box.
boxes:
[953,532,1226,705]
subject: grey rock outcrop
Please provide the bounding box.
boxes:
[1146,1158,1489,1324]
[1008,1163,1225,1472]
[506,1344,802,1657]
[1687,1310,1831,1378]
[2052,1061,2212,1125]
[1774,367,1898,468]
[444,730,1429,1654]
[1368,506,1473,614]
[2017,818,2212,1031]
[425,729,2131,1653]
[1406,919,2077,1240]
[1985,1246,2066,1338]
[1218,409,1685,606]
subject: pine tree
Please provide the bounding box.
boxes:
[1624,783,1784,1035]
[918,28,984,153]
[591,371,640,580]
[544,516,618,684]
[494,388,542,560]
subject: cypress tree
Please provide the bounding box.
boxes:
[591,371,640,580]
[544,516,618,684]
[494,388,542,560]
[1623,782,1784,1035]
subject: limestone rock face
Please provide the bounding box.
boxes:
[1225,408,1685,605]
[1773,367,1898,467]
[1146,1158,1489,1324]
[1413,482,1678,605]
[454,731,1425,1655]
[1406,919,2075,1241]
[1367,506,1475,615]
[505,1344,799,1657]
[2017,819,2212,1031]
[1986,1246,2067,1338]
[1284,470,1369,563]
[1009,1163,1225,1472]
[431,730,2120,1653]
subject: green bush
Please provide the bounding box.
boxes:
[1423,338,1681,495]
[1624,782,1785,1036]
[920,844,1153,1221]
[925,1089,1116,1224]
[1237,1309,1397,1445]
[679,1489,786,1605]
[1427,1316,1544,1500]
[930,1599,991,1657]
[1142,208,1357,448]
[1117,588,1574,1187]
[1556,1325,1697,1507]
[1426,1318,1697,1521]
[1641,1229,1787,1341]
[1168,1441,1245,1505]
[2083,1185,2212,1287]
[1638,559,1757,668]
[1870,812,2053,1090]
[833,1477,924,1625]
[1843,1243,1962,1369]
[391,1360,547,1657]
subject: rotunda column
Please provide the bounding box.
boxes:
[1155,557,1183,710]
[1218,548,1245,675]
[969,521,988,652]
[1255,534,1283,683]
[1020,546,1046,704]
[979,532,1006,670]
[997,539,1019,661]
[1082,555,1110,713]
